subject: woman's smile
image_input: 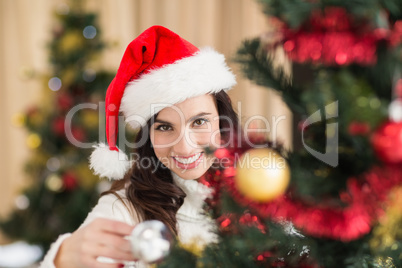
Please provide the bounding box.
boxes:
[172,152,204,169]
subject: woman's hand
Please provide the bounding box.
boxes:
[54,218,136,268]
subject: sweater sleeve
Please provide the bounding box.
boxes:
[38,233,71,268]
[39,190,139,268]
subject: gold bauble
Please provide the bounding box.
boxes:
[234,148,290,202]
[26,133,42,149]
[60,31,84,53]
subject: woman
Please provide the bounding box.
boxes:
[40,25,238,268]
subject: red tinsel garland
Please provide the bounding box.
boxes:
[283,31,378,65]
[279,7,402,66]
[204,140,402,242]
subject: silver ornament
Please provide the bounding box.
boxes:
[129,220,173,263]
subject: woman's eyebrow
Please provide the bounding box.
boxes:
[155,112,212,125]
[154,119,172,125]
[188,112,211,122]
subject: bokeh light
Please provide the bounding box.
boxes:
[48,77,62,91]
[83,25,97,39]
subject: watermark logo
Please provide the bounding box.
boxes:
[301,101,338,167]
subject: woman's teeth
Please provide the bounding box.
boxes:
[173,152,202,164]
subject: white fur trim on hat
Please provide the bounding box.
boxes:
[89,143,131,180]
[120,47,236,129]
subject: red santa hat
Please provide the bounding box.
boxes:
[89,25,236,180]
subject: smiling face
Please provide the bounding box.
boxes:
[150,94,221,180]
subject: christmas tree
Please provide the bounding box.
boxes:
[0,2,115,253]
[159,0,402,267]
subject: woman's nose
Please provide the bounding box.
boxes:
[172,128,200,156]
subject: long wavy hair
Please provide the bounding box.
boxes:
[102,91,239,235]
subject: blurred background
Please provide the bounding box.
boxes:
[0,0,291,265]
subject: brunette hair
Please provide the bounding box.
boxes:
[102,90,239,235]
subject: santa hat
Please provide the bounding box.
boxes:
[89,25,236,180]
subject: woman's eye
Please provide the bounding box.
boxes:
[193,118,208,127]
[155,125,172,131]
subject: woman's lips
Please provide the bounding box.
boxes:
[172,152,203,170]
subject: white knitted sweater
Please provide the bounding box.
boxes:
[39,172,216,268]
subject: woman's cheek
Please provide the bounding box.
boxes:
[153,132,176,147]
[151,135,171,163]
[153,147,171,166]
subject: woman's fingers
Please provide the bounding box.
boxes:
[85,230,131,252]
[55,218,136,268]
[83,241,135,261]
[89,218,135,254]
[94,218,135,236]
[81,256,126,268]
[83,218,136,261]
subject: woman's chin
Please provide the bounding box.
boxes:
[171,161,213,180]
[171,167,207,180]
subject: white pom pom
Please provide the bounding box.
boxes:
[89,143,131,180]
